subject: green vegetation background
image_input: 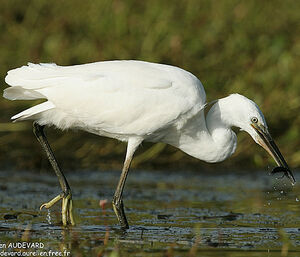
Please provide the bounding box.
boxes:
[0,0,299,172]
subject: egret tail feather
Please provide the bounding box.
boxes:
[12,101,55,121]
[3,86,46,100]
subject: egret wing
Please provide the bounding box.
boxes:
[5,61,206,136]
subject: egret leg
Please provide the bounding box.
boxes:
[112,138,142,229]
[33,122,75,226]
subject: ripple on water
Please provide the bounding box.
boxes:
[0,169,299,256]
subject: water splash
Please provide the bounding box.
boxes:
[46,209,52,225]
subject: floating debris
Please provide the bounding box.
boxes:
[157,214,172,220]
[4,214,18,220]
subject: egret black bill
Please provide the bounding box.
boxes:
[251,123,296,185]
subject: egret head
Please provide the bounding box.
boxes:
[218,94,295,184]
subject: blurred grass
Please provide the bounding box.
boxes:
[0,0,299,171]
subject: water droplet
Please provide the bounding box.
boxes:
[296,198,299,202]
[46,209,52,225]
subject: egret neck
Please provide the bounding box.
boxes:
[169,99,237,163]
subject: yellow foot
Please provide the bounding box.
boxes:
[40,192,75,226]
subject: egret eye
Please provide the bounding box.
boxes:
[251,117,258,123]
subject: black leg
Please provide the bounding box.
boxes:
[112,138,142,229]
[33,122,74,225]
[112,158,132,229]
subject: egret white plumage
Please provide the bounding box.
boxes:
[3,60,295,229]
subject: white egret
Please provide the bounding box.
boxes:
[3,60,295,229]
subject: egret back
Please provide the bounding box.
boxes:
[4,61,206,140]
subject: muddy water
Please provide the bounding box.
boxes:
[0,169,299,256]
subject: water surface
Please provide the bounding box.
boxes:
[0,169,299,256]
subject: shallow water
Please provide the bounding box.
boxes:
[0,169,299,256]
